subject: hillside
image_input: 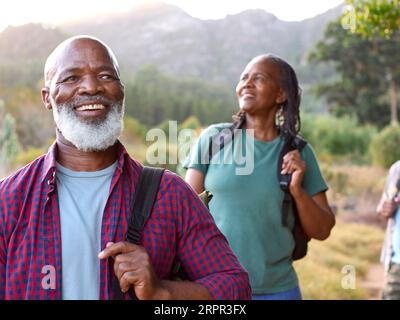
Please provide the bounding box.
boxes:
[0,2,342,87]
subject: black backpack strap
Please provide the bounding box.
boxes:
[208,118,245,163]
[277,134,307,227]
[293,135,307,152]
[112,166,165,300]
[127,167,165,244]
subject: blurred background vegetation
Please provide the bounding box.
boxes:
[1,0,399,299]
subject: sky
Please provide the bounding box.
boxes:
[0,0,344,32]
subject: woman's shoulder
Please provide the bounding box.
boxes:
[199,122,233,138]
[294,137,319,162]
[204,122,233,132]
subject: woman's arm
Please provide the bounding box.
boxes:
[282,150,335,240]
[292,190,335,240]
[185,168,206,194]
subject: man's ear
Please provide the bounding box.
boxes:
[276,88,287,105]
[41,88,52,110]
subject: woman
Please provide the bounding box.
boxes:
[184,54,335,300]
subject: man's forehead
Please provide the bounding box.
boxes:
[57,39,117,69]
[44,36,120,84]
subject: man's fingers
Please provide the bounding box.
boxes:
[115,261,139,280]
[106,242,114,248]
[98,241,138,259]
[120,271,140,293]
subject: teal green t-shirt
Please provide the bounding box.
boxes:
[183,123,328,294]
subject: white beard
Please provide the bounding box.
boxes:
[52,96,124,152]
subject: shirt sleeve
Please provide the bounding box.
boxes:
[0,189,6,300]
[182,124,227,174]
[382,161,400,201]
[167,173,251,300]
[301,143,329,196]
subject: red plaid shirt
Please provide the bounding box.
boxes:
[0,141,250,300]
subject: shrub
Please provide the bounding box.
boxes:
[370,124,400,169]
[14,146,45,167]
[121,115,148,144]
[301,114,376,163]
[179,116,201,131]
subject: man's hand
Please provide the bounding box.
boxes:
[380,199,400,218]
[98,241,169,300]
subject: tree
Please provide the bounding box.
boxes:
[342,0,400,124]
[0,100,22,175]
[309,19,400,127]
[124,65,236,127]
[344,0,400,38]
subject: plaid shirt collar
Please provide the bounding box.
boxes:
[39,140,130,184]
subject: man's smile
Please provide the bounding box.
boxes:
[75,104,106,111]
[73,103,109,118]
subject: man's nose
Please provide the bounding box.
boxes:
[78,75,105,95]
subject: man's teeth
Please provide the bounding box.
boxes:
[76,104,106,111]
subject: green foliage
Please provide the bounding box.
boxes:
[14,146,45,168]
[124,65,236,127]
[301,113,377,162]
[121,115,148,143]
[0,86,54,149]
[179,116,201,130]
[309,19,400,127]
[346,0,400,39]
[370,124,400,168]
[0,101,22,174]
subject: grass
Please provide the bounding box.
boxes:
[294,219,385,299]
[322,164,387,216]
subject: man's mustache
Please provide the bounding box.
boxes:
[66,95,115,108]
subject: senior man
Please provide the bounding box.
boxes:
[0,36,251,300]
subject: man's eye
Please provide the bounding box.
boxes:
[255,75,265,81]
[100,74,114,80]
[63,76,78,83]
[240,75,248,81]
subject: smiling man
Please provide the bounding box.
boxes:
[0,36,251,300]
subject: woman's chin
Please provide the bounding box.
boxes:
[239,104,253,113]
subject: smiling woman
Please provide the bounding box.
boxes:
[184,53,335,300]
